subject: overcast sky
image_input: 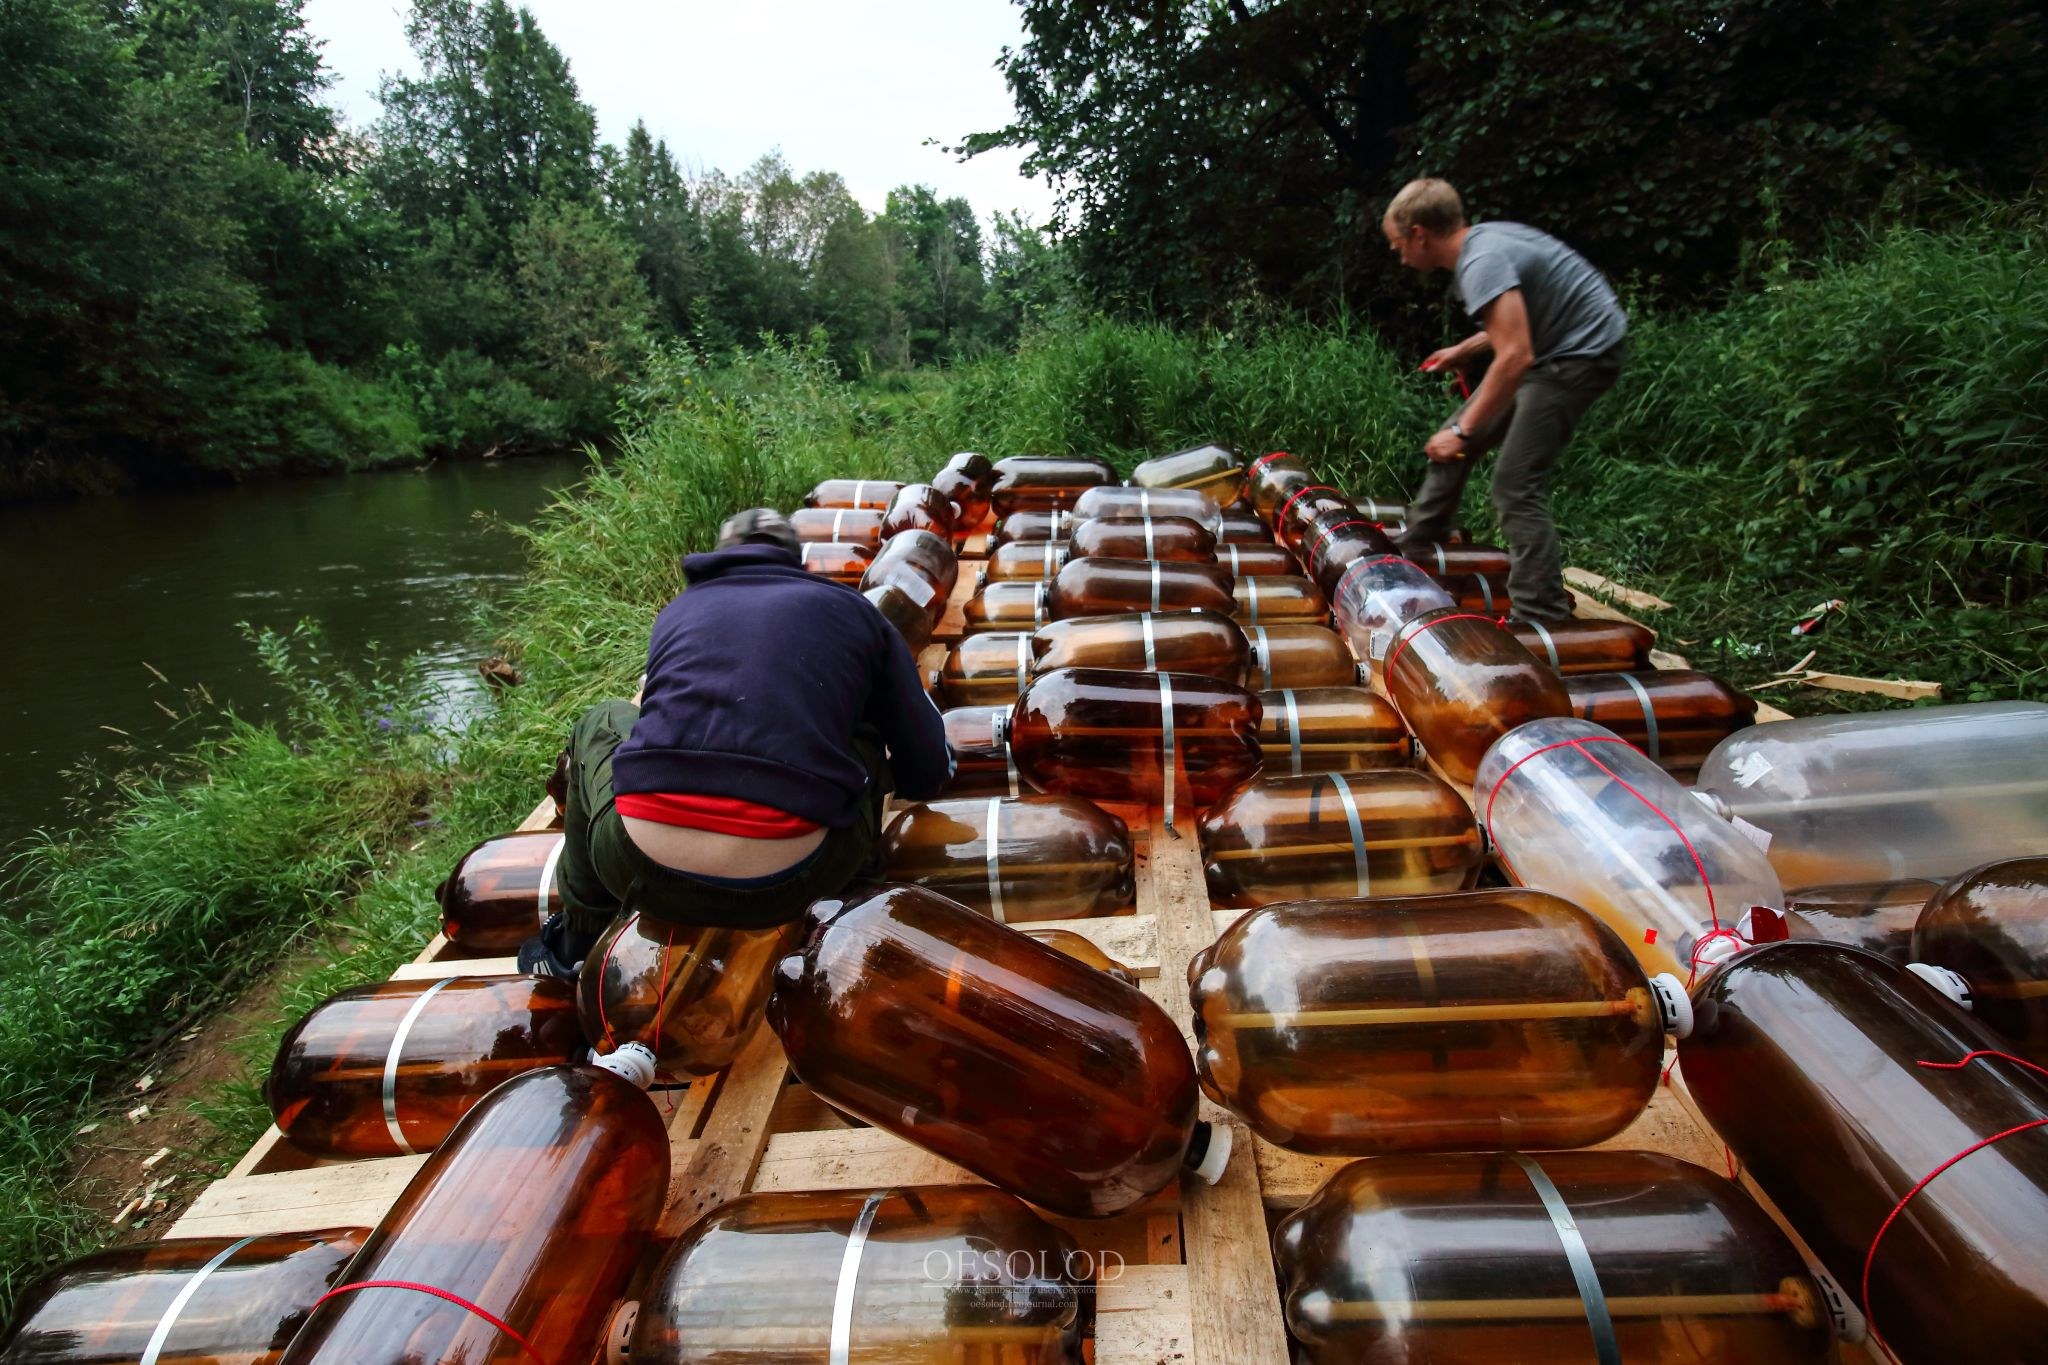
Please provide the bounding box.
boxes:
[301,0,1059,224]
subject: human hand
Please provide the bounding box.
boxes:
[1420,346,1462,374]
[1424,428,1467,463]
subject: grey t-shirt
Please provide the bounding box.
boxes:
[1453,222,1627,364]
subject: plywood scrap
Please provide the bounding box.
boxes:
[1753,670,1942,702]
[1563,567,1673,612]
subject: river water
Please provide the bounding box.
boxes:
[0,453,592,854]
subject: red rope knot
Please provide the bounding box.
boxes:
[1687,926,1749,983]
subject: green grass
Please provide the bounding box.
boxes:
[3,213,2042,1316]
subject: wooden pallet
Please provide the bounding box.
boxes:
[173,532,1868,1362]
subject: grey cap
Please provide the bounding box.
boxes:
[717,507,800,556]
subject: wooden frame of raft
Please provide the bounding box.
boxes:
[171,543,1876,1365]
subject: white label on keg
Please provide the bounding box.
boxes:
[899,573,935,608]
[1728,751,1773,789]
[1728,813,1773,853]
[1369,629,1391,661]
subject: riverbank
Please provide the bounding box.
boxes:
[5,217,2044,1310]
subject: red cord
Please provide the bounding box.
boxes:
[312,1281,553,1365]
[1381,612,1500,684]
[1248,451,1292,475]
[591,911,643,1051]
[1859,1049,2048,1356]
[1272,483,1344,536]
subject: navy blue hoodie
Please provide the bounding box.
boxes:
[611,543,951,827]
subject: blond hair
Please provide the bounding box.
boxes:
[1386,179,1466,235]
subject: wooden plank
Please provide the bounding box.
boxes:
[1095,1263,1196,1365]
[660,1022,788,1236]
[932,556,983,645]
[1755,670,1942,702]
[752,1125,982,1193]
[1023,911,1160,976]
[387,954,520,982]
[1140,807,1292,1365]
[169,1155,428,1239]
[1564,567,1672,612]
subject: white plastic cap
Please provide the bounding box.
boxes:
[1691,787,1732,820]
[605,1300,640,1363]
[1907,962,1974,1011]
[1809,1266,1869,1343]
[590,1042,658,1089]
[1187,1122,1234,1184]
[1649,973,1694,1038]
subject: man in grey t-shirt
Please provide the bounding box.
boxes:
[1381,178,1628,623]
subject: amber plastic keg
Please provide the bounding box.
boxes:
[982,539,1071,583]
[882,794,1135,920]
[1565,669,1757,776]
[1025,928,1139,985]
[279,1055,668,1364]
[938,632,1035,707]
[1,1229,367,1365]
[1301,518,1399,598]
[1509,617,1655,675]
[989,508,1073,550]
[937,703,1021,798]
[1783,879,1938,961]
[1256,686,1409,774]
[804,478,903,511]
[1191,891,1676,1154]
[989,455,1115,516]
[1243,624,1359,690]
[1683,941,2048,1363]
[1071,484,1223,536]
[1272,486,1363,558]
[1479,718,1784,981]
[768,884,1215,1218]
[1432,569,1513,615]
[578,912,797,1075]
[1068,513,1217,562]
[1046,556,1234,619]
[627,1187,1087,1362]
[1274,1151,1834,1364]
[932,451,995,531]
[790,506,885,549]
[796,540,873,584]
[1406,541,1511,579]
[860,527,956,630]
[1199,770,1480,907]
[1693,701,2048,887]
[436,829,563,954]
[1243,451,1317,520]
[1009,666,1263,817]
[1232,574,1328,627]
[1132,442,1244,505]
[266,974,585,1159]
[1218,541,1298,577]
[1032,610,1248,682]
[962,579,1052,634]
[879,482,958,540]
[1217,506,1274,544]
[1384,608,1571,784]
[865,582,934,654]
[1911,856,2048,1064]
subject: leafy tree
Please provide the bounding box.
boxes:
[882,186,989,362]
[608,122,703,335]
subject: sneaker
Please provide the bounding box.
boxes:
[517,911,602,980]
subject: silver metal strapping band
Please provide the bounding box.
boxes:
[1150,562,1163,612]
[537,835,564,920]
[1043,539,1057,580]
[1329,773,1370,896]
[1253,627,1271,690]
[1281,688,1303,775]
[831,509,847,541]
[984,796,1006,921]
[1476,575,1495,613]
[1143,516,1155,559]
[829,1190,887,1365]
[852,479,868,507]
[140,1233,261,1365]
[1034,581,1049,626]
[383,976,455,1154]
[1224,545,1238,574]
[1617,671,1661,760]
[802,544,816,566]
[1432,543,1446,574]
[1526,616,1560,668]
[1511,1154,1622,1365]
[1014,633,1030,692]
[1141,614,1157,670]
[1158,673,1177,831]
[1245,576,1261,625]
[1050,509,1065,542]
[1138,489,1151,518]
